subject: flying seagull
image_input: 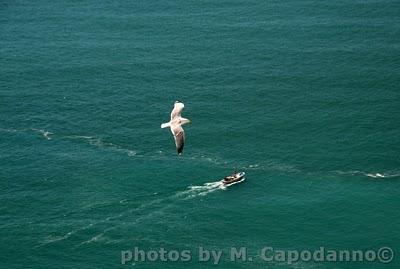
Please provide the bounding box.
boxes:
[161,101,191,154]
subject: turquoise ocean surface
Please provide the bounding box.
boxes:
[1,1,400,268]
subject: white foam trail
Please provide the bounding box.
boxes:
[41,231,74,244]
[0,128,19,133]
[178,178,245,199]
[180,181,220,196]
[47,178,243,246]
[366,172,400,179]
[186,181,224,197]
[335,170,400,179]
[31,128,53,140]
[39,223,95,246]
[65,135,137,156]
[65,135,93,139]
[79,226,116,245]
[248,164,259,168]
[366,173,385,178]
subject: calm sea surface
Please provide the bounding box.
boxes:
[1,1,400,268]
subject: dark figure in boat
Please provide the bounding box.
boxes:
[222,170,245,184]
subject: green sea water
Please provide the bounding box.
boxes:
[1,1,400,268]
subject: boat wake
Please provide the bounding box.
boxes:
[177,177,246,199]
[39,176,246,247]
[177,181,224,199]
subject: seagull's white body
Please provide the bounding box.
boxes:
[161,101,191,154]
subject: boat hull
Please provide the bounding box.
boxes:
[222,172,246,185]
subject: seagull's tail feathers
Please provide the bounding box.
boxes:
[161,122,171,129]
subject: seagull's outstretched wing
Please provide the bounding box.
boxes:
[171,124,185,154]
[170,102,185,120]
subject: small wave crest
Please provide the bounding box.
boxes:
[366,172,400,179]
[335,170,400,179]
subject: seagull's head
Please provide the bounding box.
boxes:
[175,100,182,104]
